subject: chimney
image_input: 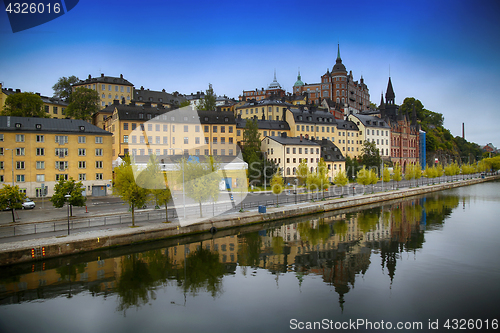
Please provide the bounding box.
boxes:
[120,74,123,79]
[462,123,465,139]
[281,132,287,138]
[300,134,303,142]
[16,89,21,93]
[141,86,144,90]
[88,74,91,79]
[113,99,120,105]
[101,73,104,77]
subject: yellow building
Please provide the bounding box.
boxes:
[285,106,361,158]
[133,86,187,109]
[313,138,346,182]
[105,104,238,159]
[261,133,321,180]
[234,97,292,122]
[1,84,69,119]
[0,116,113,198]
[72,73,134,109]
[235,117,291,146]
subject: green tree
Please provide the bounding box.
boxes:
[405,163,416,186]
[345,155,359,181]
[392,163,403,189]
[50,177,87,216]
[197,83,217,111]
[360,141,382,173]
[2,92,48,118]
[297,159,308,185]
[383,166,391,183]
[114,155,151,227]
[333,171,348,197]
[414,162,422,186]
[142,155,172,221]
[178,100,191,108]
[242,118,263,185]
[0,185,26,223]
[178,156,220,218]
[66,87,100,120]
[356,167,372,193]
[52,75,79,101]
[317,158,329,199]
[270,171,284,207]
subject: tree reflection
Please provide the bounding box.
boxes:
[357,207,381,233]
[297,219,331,246]
[177,246,226,298]
[238,232,262,269]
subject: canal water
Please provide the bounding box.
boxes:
[0,181,499,332]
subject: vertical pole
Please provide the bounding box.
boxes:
[67,201,70,235]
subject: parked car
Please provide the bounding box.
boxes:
[22,198,36,209]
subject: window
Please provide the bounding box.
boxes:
[79,174,86,181]
[204,149,209,155]
[221,137,225,144]
[53,106,58,114]
[78,161,86,169]
[213,149,217,155]
[305,148,308,154]
[55,174,68,181]
[36,161,45,169]
[36,148,45,156]
[45,105,49,113]
[204,126,209,133]
[183,137,189,144]
[95,137,103,144]
[78,148,86,156]
[96,161,103,169]
[205,137,209,144]
[78,136,86,143]
[95,148,103,156]
[55,161,68,170]
[213,137,218,144]
[16,161,25,169]
[172,125,175,132]
[123,135,128,143]
[16,134,25,142]
[195,149,200,155]
[55,148,68,157]
[96,173,103,180]
[237,130,241,136]
[55,135,68,144]
[36,135,44,142]
[36,174,45,182]
[221,126,225,133]
[16,175,25,182]
[16,148,25,156]
[123,123,129,130]
[183,125,189,133]
[228,126,233,133]
[155,136,160,144]
[195,137,200,144]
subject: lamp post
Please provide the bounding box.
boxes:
[65,194,71,235]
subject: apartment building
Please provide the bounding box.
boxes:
[0,116,112,198]
[72,73,134,109]
[347,113,391,159]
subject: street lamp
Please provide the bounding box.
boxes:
[65,194,71,235]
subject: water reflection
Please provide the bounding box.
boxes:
[0,191,470,313]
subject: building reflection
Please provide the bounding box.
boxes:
[0,194,460,311]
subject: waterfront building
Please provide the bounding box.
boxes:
[379,78,420,170]
[347,113,391,159]
[0,116,112,198]
[261,133,321,182]
[105,104,237,159]
[72,73,134,109]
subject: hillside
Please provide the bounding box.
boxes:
[400,98,483,165]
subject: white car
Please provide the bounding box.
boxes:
[22,198,36,209]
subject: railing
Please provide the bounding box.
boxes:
[0,173,488,239]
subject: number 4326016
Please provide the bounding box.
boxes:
[5,3,61,14]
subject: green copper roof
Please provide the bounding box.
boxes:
[337,44,341,61]
[293,70,304,87]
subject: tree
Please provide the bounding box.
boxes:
[179,100,191,108]
[197,83,217,111]
[2,92,48,118]
[306,171,320,201]
[114,155,151,227]
[317,158,329,199]
[360,141,382,173]
[52,75,79,101]
[297,159,308,185]
[241,118,263,185]
[405,163,416,187]
[270,171,284,207]
[383,166,391,183]
[414,162,422,186]
[356,167,371,193]
[333,171,348,197]
[392,163,403,189]
[50,177,86,216]
[0,185,26,223]
[178,156,220,218]
[345,155,359,181]
[66,87,100,120]
[142,155,172,222]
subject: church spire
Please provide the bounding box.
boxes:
[385,77,395,105]
[336,43,341,62]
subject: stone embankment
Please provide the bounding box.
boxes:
[0,175,498,266]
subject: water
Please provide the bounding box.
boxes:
[1,181,499,332]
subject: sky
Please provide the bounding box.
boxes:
[1,0,499,147]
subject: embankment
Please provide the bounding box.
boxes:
[0,175,498,266]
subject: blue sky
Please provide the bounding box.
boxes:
[1,0,499,147]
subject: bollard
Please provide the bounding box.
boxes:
[85,205,88,213]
